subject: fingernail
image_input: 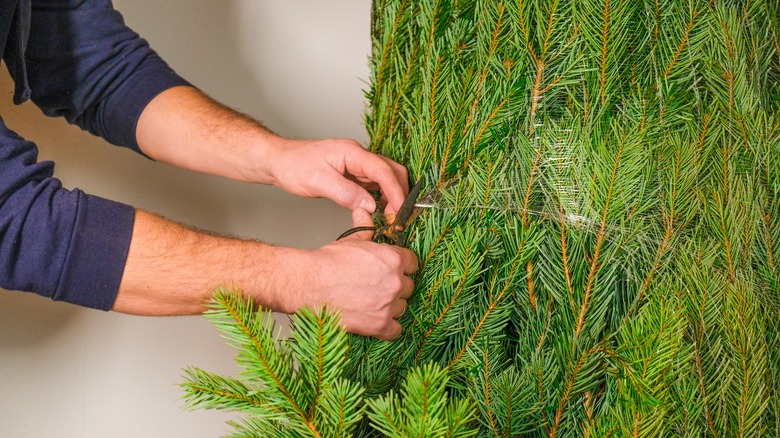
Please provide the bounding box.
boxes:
[359,198,376,212]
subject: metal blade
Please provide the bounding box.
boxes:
[391,181,422,229]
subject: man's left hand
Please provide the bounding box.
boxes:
[261,138,409,216]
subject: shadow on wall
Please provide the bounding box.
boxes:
[0,293,79,347]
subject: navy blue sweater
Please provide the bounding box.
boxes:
[0,0,189,309]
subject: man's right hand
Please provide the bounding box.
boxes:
[282,208,418,340]
[114,208,418,341]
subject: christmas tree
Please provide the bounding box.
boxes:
[181,1,780,436]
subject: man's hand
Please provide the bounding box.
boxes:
[137,86,409,216]
[282,208,417,339]
[262,138,409,217]
[115,209,418,340]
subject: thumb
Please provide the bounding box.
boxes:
[321,170,377,212]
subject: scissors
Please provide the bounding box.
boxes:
[337,181,424,247]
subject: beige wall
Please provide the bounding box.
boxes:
[0,2,371,436]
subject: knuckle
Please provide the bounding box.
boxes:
[383,249,404,268]
[370,319,392,338]
[342,138,362,148]
[384,323,403,341]
[360,310,402,341]
[386,275,404,293]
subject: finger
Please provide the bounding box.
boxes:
[380,156,410,195]
[378,193,399,225]
[341,208,375,241]
[376,158,408,221]
[378,162,409,217]
[319,167,377,212]
[342,314,401,341]
[378,320,402,341]
[393,247,419,275]
[392,298,408,319]
[399,276,415,299]
[348,154,407,215]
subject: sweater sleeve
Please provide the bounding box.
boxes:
[0,118,135,310]
[23,0,191,153]
[0,1,191,309]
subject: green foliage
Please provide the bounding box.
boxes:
[180,289,362,437]
[367,363,476,438]
[179,289,477,437]
[358,0,780,436]
[184,1,780,436]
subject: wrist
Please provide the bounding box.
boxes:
[115,210,313,316]
[244,131,288,187]
[253,244,318,314]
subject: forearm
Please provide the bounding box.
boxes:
[136,85,409,215]
[113,209,298,315]
[135,85,277,184]
[112,208,416,340]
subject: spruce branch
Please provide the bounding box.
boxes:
[366,362,478,438]
[179,289,363,437]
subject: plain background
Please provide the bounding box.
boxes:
[0,1,372,436]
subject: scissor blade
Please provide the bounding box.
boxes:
[411,180,451,209]
[392,181,422,228]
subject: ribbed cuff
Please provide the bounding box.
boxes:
[52,193,135,310]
